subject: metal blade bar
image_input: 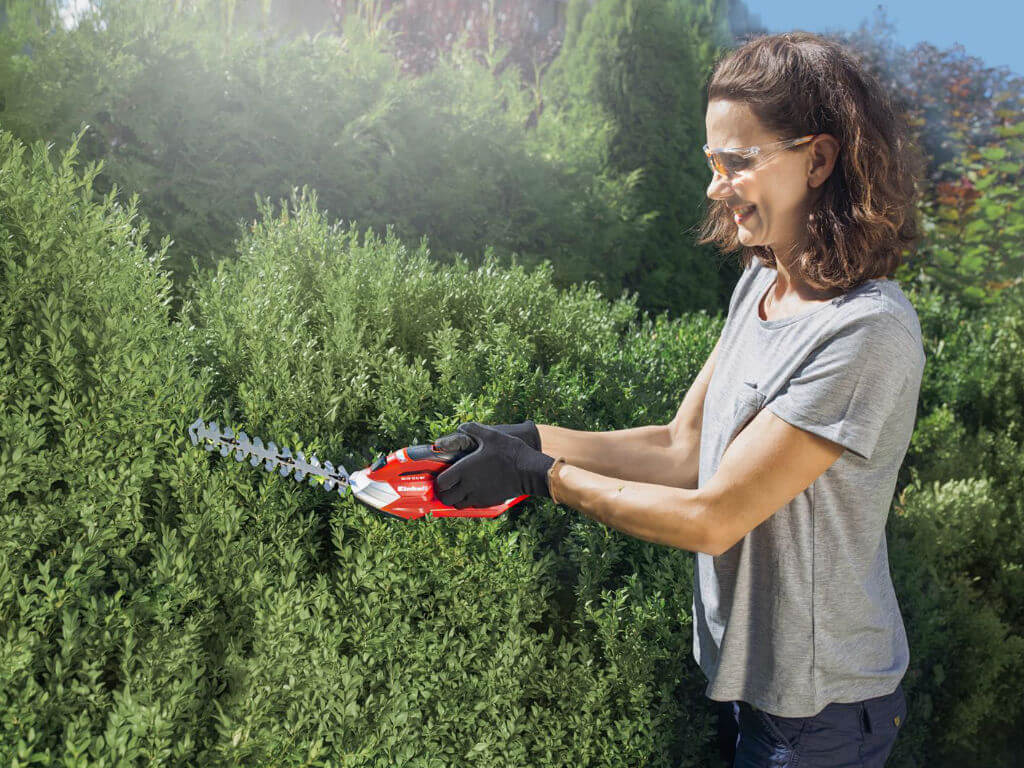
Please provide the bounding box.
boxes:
[188,417,352,497]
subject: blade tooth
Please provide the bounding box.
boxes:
[264,444,279,471]
[234,431,252,462]
[322,461,338,492]
[219,443,230,457]
[278,446,293,477]
[249,436,265,467]
[188,418,203,446]
[294,469,306,481]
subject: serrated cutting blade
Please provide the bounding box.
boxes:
[188,417,352,497]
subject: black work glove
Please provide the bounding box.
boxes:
[436,419,541,450]
[491,420,541,450]
[434,422,555,509]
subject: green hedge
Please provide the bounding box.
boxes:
[0,128,215,763]
[3,128,1023,765]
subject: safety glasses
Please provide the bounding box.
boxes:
[703,134,818,180]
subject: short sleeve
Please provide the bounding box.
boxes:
[764,316,916,461]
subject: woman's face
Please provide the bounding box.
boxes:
[704,99,821,259]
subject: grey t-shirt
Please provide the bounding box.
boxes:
[693,257,925,718]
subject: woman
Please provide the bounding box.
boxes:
[434,31,925,768]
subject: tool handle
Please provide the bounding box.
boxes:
[429,431,477,459]
[365,440,473,474]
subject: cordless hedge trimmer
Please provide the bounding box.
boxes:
[187,418,528,520]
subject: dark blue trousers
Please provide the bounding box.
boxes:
[715,684,907,767]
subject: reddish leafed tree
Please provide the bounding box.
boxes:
[843,9,1023,179]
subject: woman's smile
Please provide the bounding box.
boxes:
[733,204,757,223]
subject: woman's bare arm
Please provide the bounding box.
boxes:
[535,422,677,486]
[535,338,720,489]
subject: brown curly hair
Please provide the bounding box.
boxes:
[695,32,925,291]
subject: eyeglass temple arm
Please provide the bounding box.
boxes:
[706,134,816,154]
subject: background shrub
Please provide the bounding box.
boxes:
[0,0,735,321]
[537,0,736,315]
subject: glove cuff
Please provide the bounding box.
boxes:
[514,443,556,498]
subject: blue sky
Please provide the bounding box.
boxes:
[57,0,1024,77]
[738,0,1023,77]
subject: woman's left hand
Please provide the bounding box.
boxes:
[434,422,555,508]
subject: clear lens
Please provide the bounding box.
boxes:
[706,150,752,178]
[719,152,751,175]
